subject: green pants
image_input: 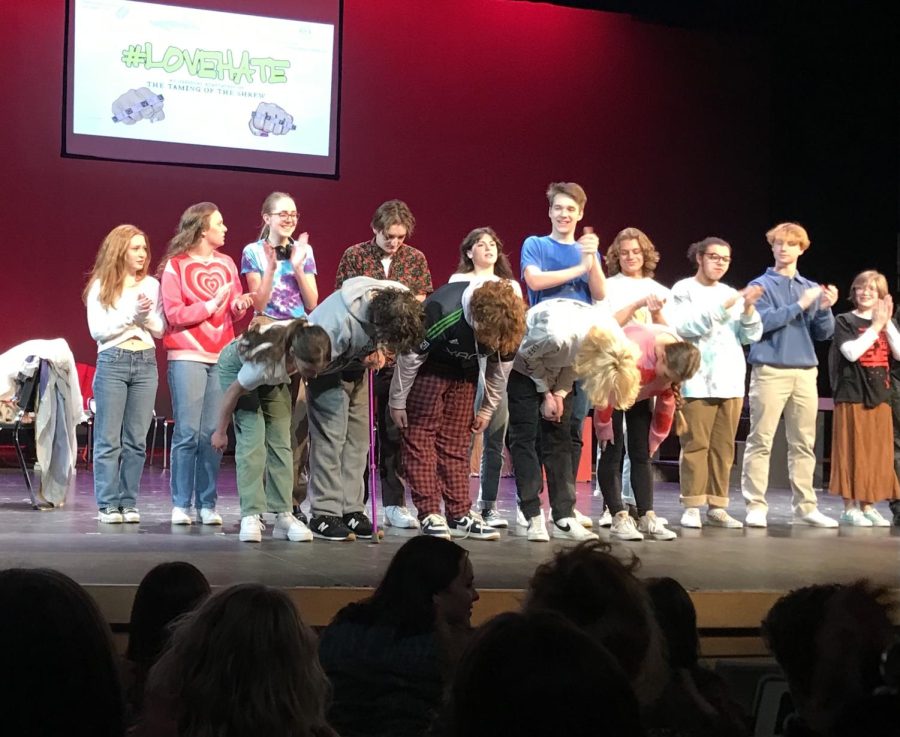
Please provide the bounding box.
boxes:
[218,341,293,517]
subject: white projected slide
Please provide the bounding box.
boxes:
[65,0,341,175]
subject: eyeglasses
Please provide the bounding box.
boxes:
[270,211,298,221]
[703,253,732,264]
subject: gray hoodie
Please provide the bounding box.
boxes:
[308,276,409,374]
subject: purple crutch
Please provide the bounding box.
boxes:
[368,368,383,542]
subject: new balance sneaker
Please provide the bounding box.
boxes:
[481,508,509,529]
[421,513,451,539]
[745,508,768,528]
[597,506,613,527]
[681,508,702,528]
[239,514,264,543]
[839,508,873,527]
[610,510,643,541]
[706,508,743,528]
[122,507,141,523]
[343,511,373,539]
[863,506,891,527]
[638,511,677,541]
[384,505,419,529]
[98,507,123,524]
[449,513,501,540]
[792,508,839,528]
[525,510,550,542]
[171,507,192,525]
[199,508,223,526]
[551,516,599,541]
[273,512,313,541]
[310,515,357,542]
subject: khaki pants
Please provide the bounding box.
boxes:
[741,365,820,515]
[679,397,742,508]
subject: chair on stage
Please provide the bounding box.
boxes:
[0,364,46,509]
[75,362,96,467]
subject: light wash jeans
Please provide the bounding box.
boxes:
[92,347,158,510]
[168,360,223,510]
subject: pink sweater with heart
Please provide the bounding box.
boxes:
[161,252,247,363]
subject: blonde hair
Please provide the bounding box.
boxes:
[606,227,661,278]
[573,327,642,411]
[848,270,888,307]
[766,222,810,251]
[82,224,150,308]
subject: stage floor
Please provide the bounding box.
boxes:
[2,462,899,653]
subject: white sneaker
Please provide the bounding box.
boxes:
[199,508,223,525]
[681,508,702,528]
[574,508,594,529]
[481,508,509,529]
[526,510,550,542]
[98,507,123,524]
[839,508,873,527]
[597,507,613,527]
[516,506,528,528]
[171,507,192,525]
[273,512,313,541]
[638,511,677,541]
[551,516,599,541]
[863,506,891,527]
[549,508,593,529]
[384,505,419,529]
[610,511,643,541]
[706,508,743,529]
[239,514,264,543]
[792,508,839,528]
[745,508,768,528]
[122,507,141,524]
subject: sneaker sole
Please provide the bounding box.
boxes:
[527,533,550,542]
[123,516,141,524]
[449,529,501,541]
[610,531,644,541]
[421,530,451,539]
[551,530,599,541]
[706,520,743,529]
[791,519,838,528]
[199,517,222,525]
[384,518,419,529]
[172,518,193,525]
[312,532,357,542]
[273,530,314,542]
[485,520,509,529]
[239,533,262,542]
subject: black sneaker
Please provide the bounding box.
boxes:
[309,514,356,542]
[342,511,373,539]
[292,505,308,525]
[890,500,900,527]
[448,512,501,541]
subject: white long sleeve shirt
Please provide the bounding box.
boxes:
[669,277,762,398]
[86,277,165,353]
[513,299,623,396]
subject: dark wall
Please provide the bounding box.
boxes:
[3,0,773,411]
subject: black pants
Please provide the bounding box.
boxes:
[596,399,654,515]
[890,377,900,518]
[507,370,576,521]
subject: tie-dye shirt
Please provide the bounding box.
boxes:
[241,240,318,320]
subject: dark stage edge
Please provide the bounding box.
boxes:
[2,463,899,656]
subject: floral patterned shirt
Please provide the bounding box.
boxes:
[335,239,433,296]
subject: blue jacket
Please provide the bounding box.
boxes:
[747,268,834,367]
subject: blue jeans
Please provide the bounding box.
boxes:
[168,360,223,510]
[92,347,158,510]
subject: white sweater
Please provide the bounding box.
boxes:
[86,277,165,353]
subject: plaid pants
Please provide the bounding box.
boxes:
[402,372,476,520]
